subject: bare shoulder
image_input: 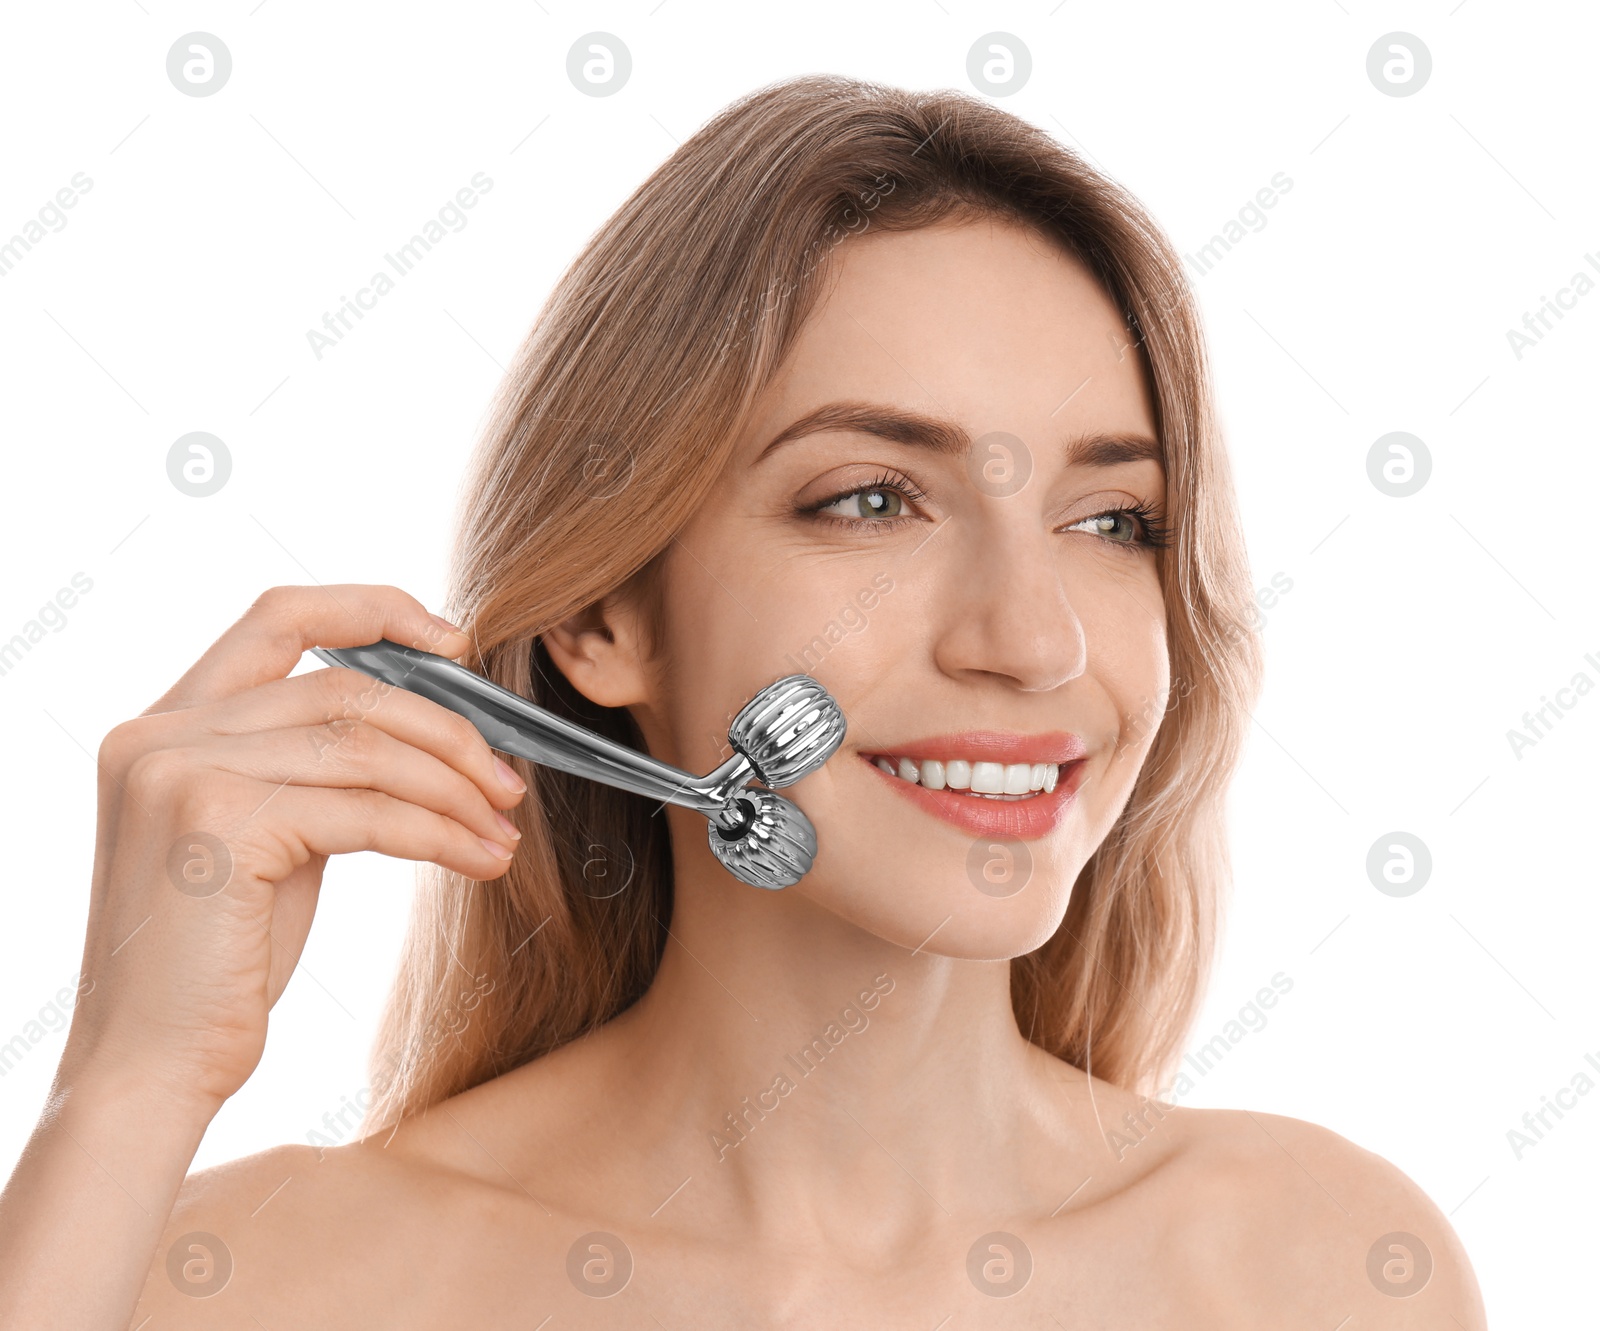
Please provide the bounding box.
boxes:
[131,1140,393,1328]
[1156,1104,1488,1329]
[130,1132,496,1329]
[127,1042,628,1326]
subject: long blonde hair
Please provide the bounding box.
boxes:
[360,73,1263,1133]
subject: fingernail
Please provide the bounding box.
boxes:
[494,758,527,794]
[494,812,522,841]
[429,612,467,638]
[479,837,514,860]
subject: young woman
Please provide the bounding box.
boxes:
[1,74,1486,1327]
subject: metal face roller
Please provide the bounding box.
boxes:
[309,639,846,890]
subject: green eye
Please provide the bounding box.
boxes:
[1065,503,1171,551]
[1072,512,1137,542]
[819,485,907,521]
[804,470,928,533]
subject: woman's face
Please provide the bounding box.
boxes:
[634,215,1167,958]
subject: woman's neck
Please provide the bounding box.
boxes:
[556,864,1106,1249]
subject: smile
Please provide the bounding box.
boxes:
[858,752,1088,840]
[869,755,1059,798]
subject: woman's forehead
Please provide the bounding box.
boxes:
[742,221,1159,469]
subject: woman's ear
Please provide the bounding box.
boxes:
[539,590,651,710]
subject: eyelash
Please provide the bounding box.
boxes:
[800,471,1173,551]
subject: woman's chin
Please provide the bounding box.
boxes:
[800,869,1074,962]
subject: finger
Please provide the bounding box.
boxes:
[241,782,518,883]
[180,722,522,854]
[146,584,472,715]
[180,665,528,811]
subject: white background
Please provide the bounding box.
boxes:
[1,2,1593,1323]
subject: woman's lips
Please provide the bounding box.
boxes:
[859,752,1087,839]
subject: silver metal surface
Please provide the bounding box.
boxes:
[705,788,820,891]
[309,638,846,890]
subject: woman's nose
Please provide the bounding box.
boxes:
[930,521,1090,693]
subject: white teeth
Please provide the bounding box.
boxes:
[872,753,1062,797]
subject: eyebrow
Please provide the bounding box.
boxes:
[753,399,1163,471]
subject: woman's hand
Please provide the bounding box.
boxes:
[60,584,527,1117]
